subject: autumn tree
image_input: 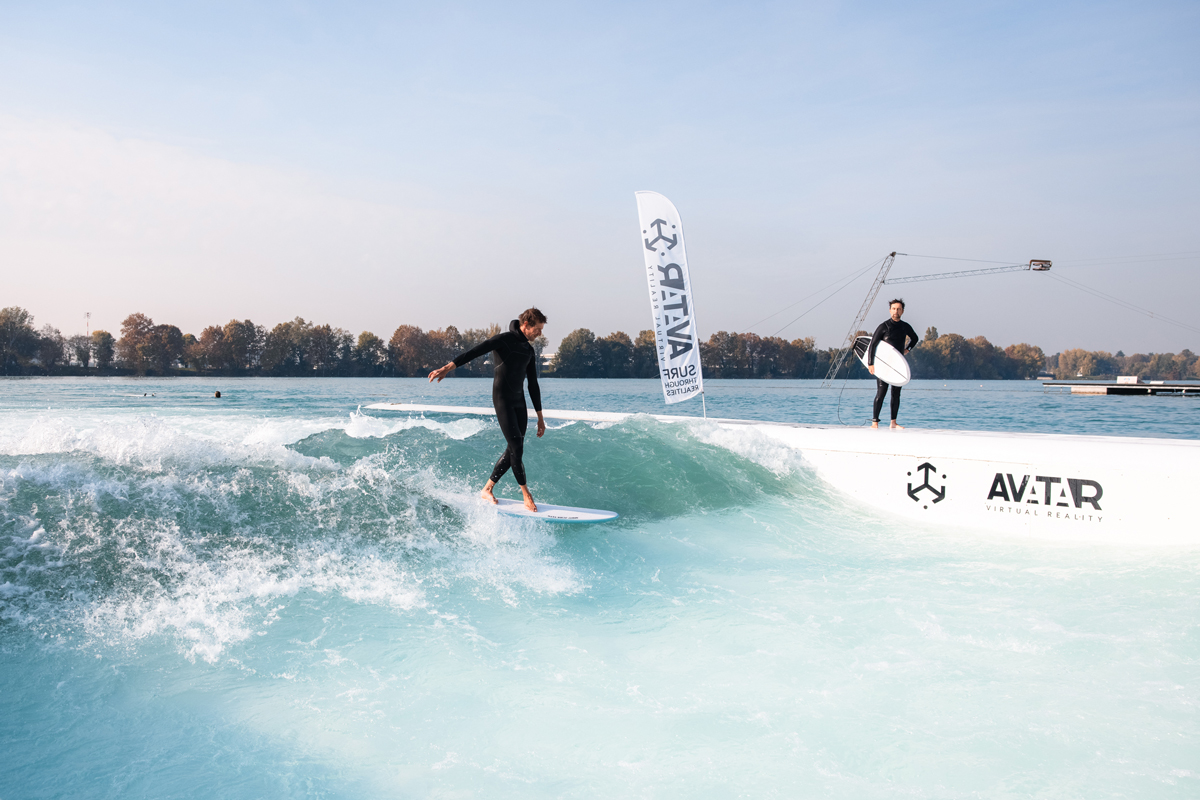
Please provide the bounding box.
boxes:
[222,320,265,370]
[354,331,388,376]
[1003,343,1045,379]
[67,334,92,367]
[780,336,818,377]
[261,318,314,374]
[91,331,115,369]
[388,325,428,377]
[425,326,463,372]
[142,325,183,373]
[912,332,970,379]
[36,325,65,370]
[632,330,659,378]
[116,313,155,373]
[595,331,634,377]
[0,307,39,373]
[552,329,598,377]
[196,325,229,370]
[1056,348,1117,379]
[181,333,202,370]
[305,324,352,375]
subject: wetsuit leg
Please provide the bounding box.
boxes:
[872,379,889,421]
[890,385,902,420]
[490,396,529,485]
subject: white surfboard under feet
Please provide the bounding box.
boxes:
[854,336,911,386]
[494,498,619,524]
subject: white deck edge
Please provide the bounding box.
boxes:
[364,402,1200,544]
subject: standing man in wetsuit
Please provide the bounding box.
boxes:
[868,299,919,429]
[428,308,547,511]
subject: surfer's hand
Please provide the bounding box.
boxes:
[868,365,875,375]
[536,415,546,438]
[428,362,455,383]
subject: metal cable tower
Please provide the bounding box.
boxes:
[820,257,1051,387]
[821,252,897,387]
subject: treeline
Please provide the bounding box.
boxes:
[551,327,1051,380]
[0,307,535,377]
[549,326,1199,380]
[1048,348,1200,381]
[551,328,867,378]
[910,328,1046,380]
[3,306,1196,380]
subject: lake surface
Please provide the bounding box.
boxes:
[2,377,1197,798]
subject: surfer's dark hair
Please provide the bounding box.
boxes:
[888,298,905,310]
[519,307,547,326]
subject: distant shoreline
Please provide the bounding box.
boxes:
[3,306,1195,382]
[0,371,1178,383]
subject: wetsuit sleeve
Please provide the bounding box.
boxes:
[904,322,919,352]
[867,322,887,366]
[452,334,503,368]
[526,358,543,413]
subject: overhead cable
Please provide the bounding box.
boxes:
[1047,274,1200,335]
[743,256,884,333]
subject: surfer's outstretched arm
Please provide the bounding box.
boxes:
[429,332,507,382]
[428,361,455,382]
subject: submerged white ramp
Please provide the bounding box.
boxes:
[366,403,1200,544]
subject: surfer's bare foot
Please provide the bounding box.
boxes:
[890,421,904,429]
[520,486,537,512]
[871,421,879,429]
[480,481,497,504]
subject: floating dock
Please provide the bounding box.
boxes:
[366,403,1200,545]
[1043,381,1200,396]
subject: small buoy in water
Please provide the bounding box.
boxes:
[214,391,221,398]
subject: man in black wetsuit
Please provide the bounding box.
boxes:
[867,299,919,429]
[428,307,547,510]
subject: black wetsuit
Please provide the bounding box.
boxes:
[867,318,918,422]
[452,320,542,486]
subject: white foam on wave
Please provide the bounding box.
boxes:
[237,410,486,446]
[3,450,583,663]
[0,413,336,473]
[452,509,581,604]
[405,466,583,604]
[0,409,489,472]
[0,403,588,662]
[82,530,427,663]
[341,409,489,441]
[2,487,431,663]
[0,514,62,624]
[678,419,808,477]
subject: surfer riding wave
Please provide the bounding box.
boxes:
[429,308,547,511]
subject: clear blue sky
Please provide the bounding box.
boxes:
[1,1,1197,353]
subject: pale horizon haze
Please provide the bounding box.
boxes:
[2,1,1198,355]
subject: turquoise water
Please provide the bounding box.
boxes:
[2,377,1198,798]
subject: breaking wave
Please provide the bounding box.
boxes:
[0,407,817,662]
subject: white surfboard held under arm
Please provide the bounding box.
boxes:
[854,336,910,386]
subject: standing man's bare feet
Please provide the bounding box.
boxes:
[480,480,497,504]
[890,421,904,430]
[871,420,879,429]
[520,485,537,512]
